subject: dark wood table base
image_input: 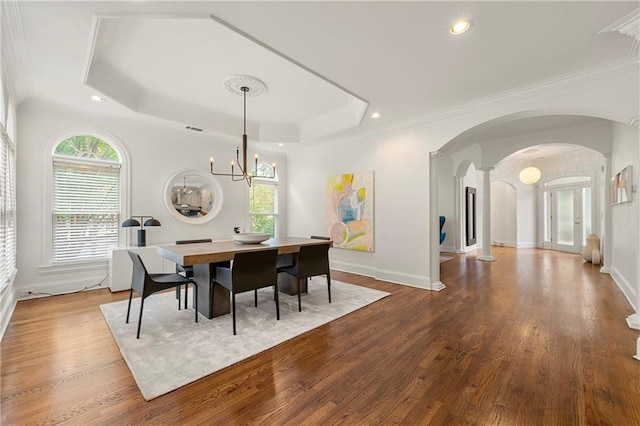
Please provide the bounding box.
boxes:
[193,262,230,319]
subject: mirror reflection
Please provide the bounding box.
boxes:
[163,169,223,224]
[171,175,213,218]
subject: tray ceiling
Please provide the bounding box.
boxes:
[84,14,366,143]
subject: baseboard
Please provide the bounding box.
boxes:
[440,245,455,253]
[516,242,537,249]
[375,268,432,289]
[627,313,640,330]
[14,274,110,301]
[331,261,442,291]
[330,260,376,278]
[610,264,636,313]
[460,245,477,254]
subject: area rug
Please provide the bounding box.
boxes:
[100,279,389,400]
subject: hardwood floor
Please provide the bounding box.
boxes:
[2,247,639,425]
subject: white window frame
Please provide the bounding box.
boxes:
[39,129,130,272]
[249,163,279,237]
[0,122,17,292]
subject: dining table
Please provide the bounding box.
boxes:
[156,237,332,319]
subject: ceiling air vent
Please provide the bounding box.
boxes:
[185,126,203,132]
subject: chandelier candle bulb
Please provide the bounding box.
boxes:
[210,157,214,173]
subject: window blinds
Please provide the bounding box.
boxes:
[0,127,16,290]
[52,158,120,263]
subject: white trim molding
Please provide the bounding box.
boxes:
[83,13,368,143]
[600,8,640,41]
[1,0,32,103]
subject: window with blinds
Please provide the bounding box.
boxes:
[52,135,121,263]
[0,125,17,291]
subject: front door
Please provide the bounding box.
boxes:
[546,186,590,254]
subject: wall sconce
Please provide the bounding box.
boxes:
[121,216,162,247]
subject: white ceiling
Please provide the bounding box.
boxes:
[4,1,638,147]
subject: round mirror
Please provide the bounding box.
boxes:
[163,168,224,224]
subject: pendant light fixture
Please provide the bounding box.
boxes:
[519,166,542,185]
[519,148,541,185]
[210,76,275,187]
[182,176,192,194]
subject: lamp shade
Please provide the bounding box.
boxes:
[519,167,541,185]
[143,218,162,227]
[121,218,141,227]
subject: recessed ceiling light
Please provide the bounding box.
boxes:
[278,143,284,147]
[371,112,381,119]
[450,20,470,35]
[91,95,104,103]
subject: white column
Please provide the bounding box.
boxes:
[479,167,495,262]
[601,154,612,274]
[429,152,445,291]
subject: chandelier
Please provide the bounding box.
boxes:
[209,79,275,187]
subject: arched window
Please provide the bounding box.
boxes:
[249,163,278,237]
[52,135,121,263]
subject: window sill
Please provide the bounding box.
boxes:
[37,259,109,275]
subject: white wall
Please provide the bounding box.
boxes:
[287,58,637,291]
[438,156,454,252]
[14,104,287,297]
[287,129,435,287]
[491,181,517,247]
[610,122,639,312]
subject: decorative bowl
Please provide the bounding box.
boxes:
[233,233,271,244]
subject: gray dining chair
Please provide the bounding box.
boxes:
[213,249,280,335]
[127,250,198,339]
[277,240,331,312]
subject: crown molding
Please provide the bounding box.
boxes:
[364,56,639,140]
[630,116,639,127]
[600,8,640,41]
[84,61,141,111]
[298,96,368,142]
[1,0,31,104]
[83,15,120,83]
[290,57,639,159]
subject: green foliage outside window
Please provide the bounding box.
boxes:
[250,180,277,237]
[55,135,119,161]
[251,214,275,237]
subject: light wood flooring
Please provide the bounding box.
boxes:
[2,247,640,425]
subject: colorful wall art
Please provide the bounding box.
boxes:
[326,171,374,251]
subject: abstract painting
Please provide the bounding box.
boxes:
[326,171,374,251]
